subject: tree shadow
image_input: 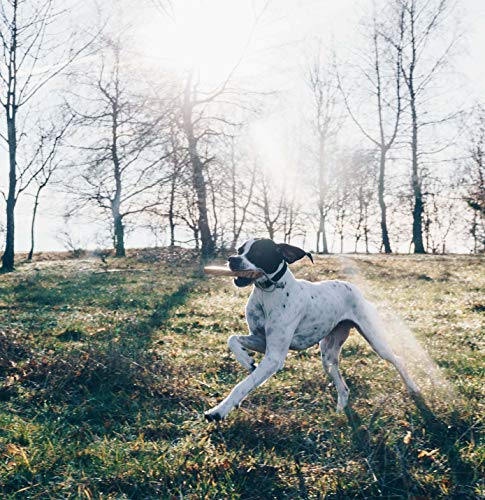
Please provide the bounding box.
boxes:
[3,280,199,436]
[410,393,479,494]
[344,393,479,498]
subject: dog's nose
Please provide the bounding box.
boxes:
[228,256,240,270]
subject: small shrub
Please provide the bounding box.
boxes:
[69,248,87,259]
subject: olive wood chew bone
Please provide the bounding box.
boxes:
[204,266,263,278]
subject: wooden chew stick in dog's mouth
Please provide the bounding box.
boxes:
[204,266,263,278]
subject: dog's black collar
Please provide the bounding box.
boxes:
[255,262,287,290]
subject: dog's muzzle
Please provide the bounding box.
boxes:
[233,276,255,288]
[228,257,256,288]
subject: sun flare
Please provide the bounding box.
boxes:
[138,0,258,85]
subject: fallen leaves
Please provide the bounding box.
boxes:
[417,448,440,460]
[403,431,412,445]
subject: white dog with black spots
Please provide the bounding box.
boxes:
[204,238,420,422]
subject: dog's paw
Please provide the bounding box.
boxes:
[204,403,232,422]
[204,410,224,422]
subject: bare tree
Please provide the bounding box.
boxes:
[68,37,170,257]
[27,115,73,260]
[250,168,284,240]
[281,192,301,244]
[178,67,267,257]
[348,149,377,253]
[178,181,201,250]
[165,120,188,246]
[306,48,341,254]
[0,0,92,271]
[391,0,457,253]
[422,189,457,254]
[331,152,354,253]
[338,6,404,253]
[179,71,216,259]
[463,105,485,253]
[216,134,256,250]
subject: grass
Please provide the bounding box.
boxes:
[0,251,483,499]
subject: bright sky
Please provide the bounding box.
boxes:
[2,0,485,252]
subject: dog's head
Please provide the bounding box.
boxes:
[228,238,313,288]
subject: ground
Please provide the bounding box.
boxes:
[0,250,483,499]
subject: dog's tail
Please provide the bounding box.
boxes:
[350,292,421,395]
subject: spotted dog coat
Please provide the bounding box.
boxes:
[204,239,420,422]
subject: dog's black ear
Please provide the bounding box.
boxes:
[276,244,313,264]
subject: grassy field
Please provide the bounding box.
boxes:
[0,250,483,499]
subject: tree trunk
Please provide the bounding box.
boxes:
[364,202,370,254]
[2,113,17,272]
[318,139,329,254]
[191,151,214,259]
[319,211,329,254]
[168,211,176,247]
[27,187,42,261]
[168,175,176,246]
[110,95,126,258]
[193,228,199,250]
[182,75,214,260]
[113,212,125,257]
[471,212,477,253]
[230,154,237,250]
[378,148,392,253]
[410,97,425,253]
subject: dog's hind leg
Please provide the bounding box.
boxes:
[353,302,420,396]
[228,335,266,372]
[320,321,351,412]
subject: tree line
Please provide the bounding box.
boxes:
[0,0,483,272]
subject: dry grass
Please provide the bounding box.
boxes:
[0,251,483,498]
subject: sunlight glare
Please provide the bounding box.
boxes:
[139,0,257,85]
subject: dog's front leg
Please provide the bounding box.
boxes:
[205,326,293,421]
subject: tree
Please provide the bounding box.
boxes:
[338,5,403,253]
[306,48,341,254]
[178,68,265,257]
[281,191,301,244]
[463,105,485,253]
[250,167,284,240]
[27,115,73,260]
[331,152,354,253]
[179,71,216,259]
[349,149,377,253]
[422,189,457,254]
[69,37,170,257]
[393,0,456,253]
[165,119,188,246]
[0,0,91,271]
[217,134,256,250]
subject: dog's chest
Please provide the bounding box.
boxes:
[249,283,346,350]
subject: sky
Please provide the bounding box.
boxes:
[1,0,484,253]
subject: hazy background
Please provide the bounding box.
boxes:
[1,0,484,254]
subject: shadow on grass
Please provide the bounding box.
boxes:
[121,280,197,349]
[343,393,479,498]
[411,393,479,495]
[2,280,200,432]
[10,272,125,306]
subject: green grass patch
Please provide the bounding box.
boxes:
[0,253,483,498]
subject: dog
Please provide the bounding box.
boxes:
[204,238,421,422]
